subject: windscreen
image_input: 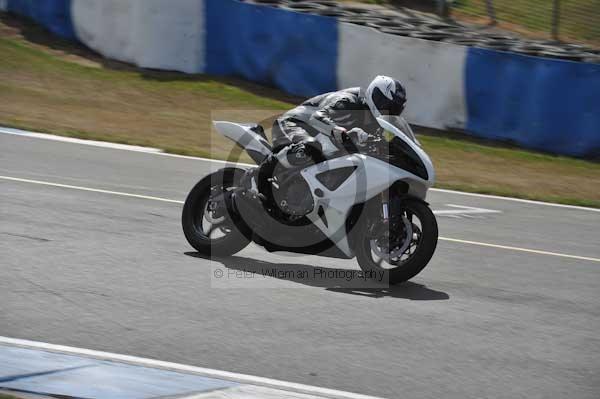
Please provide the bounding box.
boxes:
[380,115,421,146]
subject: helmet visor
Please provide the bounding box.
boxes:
[387,99,405,116]
[371,87,405,116]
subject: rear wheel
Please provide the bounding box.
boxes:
[356,199,438,284]
[182,168,251,257]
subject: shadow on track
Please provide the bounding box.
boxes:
[185,252,449,301]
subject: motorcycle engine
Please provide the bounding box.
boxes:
[271,171,314,218]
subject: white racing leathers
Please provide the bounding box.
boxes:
[271,87,380,153]
[270,87,414,168]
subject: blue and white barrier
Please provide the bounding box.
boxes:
[465,48,600,157]
[1,0,75,39]
[2,0,599,157]
[205,0,338,97]
[337,23,468,134]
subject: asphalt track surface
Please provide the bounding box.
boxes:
[1,132,599,398]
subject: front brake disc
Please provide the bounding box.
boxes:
[369,216,412,262]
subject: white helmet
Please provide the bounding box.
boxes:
[364,75,407,118]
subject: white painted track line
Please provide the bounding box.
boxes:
[2,175,599,263]
[0,126,245,166]
[433,204,501,216]
[0,126,163,153]
[0,175,184,204]
[431,188,600,213]
[0,336,385,399]
[438,237,600,263]
[2,126,599,213]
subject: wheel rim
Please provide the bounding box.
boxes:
[193,185,234,241]
[367,209,424,270]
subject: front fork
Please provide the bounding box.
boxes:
[363,191,391,242]
[380,191,390,223]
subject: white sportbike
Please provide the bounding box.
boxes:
[182,116,438,284]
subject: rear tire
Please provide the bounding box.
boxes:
[356,199,438,284]
[182,168,251,257]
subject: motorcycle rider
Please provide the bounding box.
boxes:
[251,76,409,198]
[265,75,408,171]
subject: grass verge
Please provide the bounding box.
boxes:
[1,14,599,208]
[453,0,600,44]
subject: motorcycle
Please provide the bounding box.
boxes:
[182,116,438,284]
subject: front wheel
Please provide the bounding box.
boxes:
[355,199,438,285]
[182,168,251,257]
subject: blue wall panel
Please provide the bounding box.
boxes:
[205,0,338,97]
[466,47,600,157]
[6,0,75,40]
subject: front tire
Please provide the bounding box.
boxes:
[356,199,438,285]
[182,168,251,257]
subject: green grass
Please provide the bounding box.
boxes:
[0,37,290,109]
[1,14,599,208]
[454,0,600,43]
[418,134,600,208]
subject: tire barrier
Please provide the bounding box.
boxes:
[244,0,600,64]
[339,16,388,27]
[244,0,286,5]
[2,0,599,157]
